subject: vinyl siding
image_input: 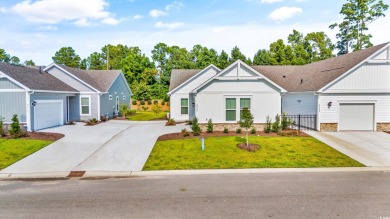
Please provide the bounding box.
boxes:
[80,93,99,121]
[47,67,95,92]
[0,78,23,89]
[100,75,131,118]
[282,93,317,115]
[0,92,26,123]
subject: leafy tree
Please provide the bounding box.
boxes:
[80,58,88,70]
[330,0,389,55]
[206,119,213,133]
[288,30,311,65]
[217,50,230,69]
[52,47,81,68]
[305,32,335,61]
[102,44,133,70]
[253,49,271,65]
[190,45,218,68]
[230,46,248,64]
[131,81,151,101]
[0,49,20,65]
[269,39,293,65]
[87,52,106,70]
[24,60,35,66]
[121,47,155,85]
[239,107,254,146]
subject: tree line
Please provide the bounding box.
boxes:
[1,0,387,101]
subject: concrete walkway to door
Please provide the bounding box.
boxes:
[306,131,390,167]
[0,120,186,177]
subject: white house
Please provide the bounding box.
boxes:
[169,42,390,132]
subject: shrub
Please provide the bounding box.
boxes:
[272,114,281,133]
[161,101,165,106]
[140,100,145,105]
[251,127,256,134]
[129,109,137,114]
[100,114,108,122]
[166,118,176,126]
[147,100,152,105]
[119,104,131,118]
[206,119,213,133]
[235,128,242,134]
[87,118,99,125]
[223,127,229,133]
[191,117,201,136]
[167,102,170,106]
[281,112,292,130]
[9,115,22,138]
[141,106,149,111]
[132,100,137,105]
[264,115,272,133]
[0,116,6,137]
[151,104,163,117]
[153,100,158,105]
[181,128,189,137]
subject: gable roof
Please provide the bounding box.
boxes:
[169,69,202,92]
[252,42,389,92]
[60,65,121,92]
[0,62,77,92]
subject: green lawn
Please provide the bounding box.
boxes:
[143,136,363,170]
[0,138,52,170]
[127,111,167,121]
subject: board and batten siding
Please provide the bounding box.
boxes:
[30,93,74,130]
[318,93,390,124]
[195,80,281,123]
[0,92,26,123]
[100,75,131,118]
[282,92,318,115]
[69,94,100,121]
[47,67,96,92]
[0,78,23,89]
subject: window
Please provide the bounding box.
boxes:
[240,98,251,120]
[109,95,113,100]
[226,98,236,121]
[181,98,189,114]
[80,96,91,115]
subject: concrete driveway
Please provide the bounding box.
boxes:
[0,120,186,177]
[307,131,390,167]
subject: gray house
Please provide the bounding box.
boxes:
[0,62,132,131]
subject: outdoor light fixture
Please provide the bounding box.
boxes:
[328,101,333,107]
[192,102,195,107]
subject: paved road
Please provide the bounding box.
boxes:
[307,131,390,167]
[0,120,185,176]
[1,171,389,218]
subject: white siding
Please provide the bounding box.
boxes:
[372,47,389,60]
[282,93,317,115]
[47,67,95,92]
[80,93,100,121]
[200,80,278,93]
[172,67,219,94]
[318,94,390,124]
[170,93,190,122]
[324,63,390,93]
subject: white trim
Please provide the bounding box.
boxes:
[224,95,252,122]
[318,43,390,92]
[26,91,31,131]
[366,59,390,64]
[33,100,64,131]
[80,95,92,116]
[97,94,101,120]
[168,64,221,95]
[67,96,70,122]
[0,70,30,91]
[180,98,189,115]
[33,90,78,94]
[338,102,376,131]
[44,63,100,93]
[192,60,287,94]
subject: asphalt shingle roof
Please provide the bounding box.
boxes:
[0,62,77,92]
[169,69,202,91]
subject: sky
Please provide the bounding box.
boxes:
[0,0,389,65]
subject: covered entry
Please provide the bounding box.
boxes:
[339,103,374,131]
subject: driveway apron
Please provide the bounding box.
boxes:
[306,131,390,167]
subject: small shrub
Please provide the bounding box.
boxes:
[140,100,145,105]
[151,104,163,118]
[191,117,201,136]
[9,114,22,138]
[147,100,152,105]
[167,102,170,106]
[141,106,149,111]
[129,109,137,114]
[236,128,242,134]
[223,127,229,133]
[0,116,6,137]
[120,104,131,118]
[206,119,213,133]
[271,114,281,133]
[264,115,272,133]
[181,128,189,137]
[66,120,76,125]
[132,100,137,105]
[153,100,158,105]
[161,101,165,106]
[86,118,98,126]
[281,112,292,130]
[250,127,256,134]
[166,118,176,126]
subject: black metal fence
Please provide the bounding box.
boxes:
[284,114,317,131]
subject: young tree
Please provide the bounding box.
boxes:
[217,50,230,69]
[229,46,248,64]
[52,47,81,68]
[239,107,254,146]
[330,0,389,55]
[191,117,201,136]
[9,114,22,138]
[151,104,163,118]
[253,49,271,65]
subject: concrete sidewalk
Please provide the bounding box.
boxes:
[306,131,390,167]
[0,120,185,177]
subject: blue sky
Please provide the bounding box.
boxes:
[0,0,389,65]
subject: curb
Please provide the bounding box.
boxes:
[1,167,389,180]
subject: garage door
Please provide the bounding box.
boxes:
[339,103,374,131]
[34,101,63,130]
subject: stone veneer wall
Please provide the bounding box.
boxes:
[320,123,338,132]
[199,123,266,132]
[377,123,390,132]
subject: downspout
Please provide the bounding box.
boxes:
[26,91,34,132]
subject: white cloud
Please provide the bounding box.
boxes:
[133,14,143,19]
[11,0,118,26]
[155,21,184,29]
[39,25,58,31]
[165,1,184,11]
[101,17,120,25]
[0,7,6,13]
[261,0,283,3]
[268,7,303,21]
[149,9,168,18]
[34,33,47,38]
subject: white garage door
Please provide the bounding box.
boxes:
[339,103,374,131]
[35,101,63,130]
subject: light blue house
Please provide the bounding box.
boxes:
[0,62,132,131]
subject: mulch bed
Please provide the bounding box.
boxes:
[1,132,64,141]
[157,130,308,141]
[237,143,260,152]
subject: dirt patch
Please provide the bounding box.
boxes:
[278,129,309,137]
[237,143,260,152]
[1,132,64,141]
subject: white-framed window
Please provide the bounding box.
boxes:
[181,98,188,115]
[123,95,126,100]
[80,95,91,116]
[225,96,251,122]
[109,95,113,100]
[240,98,251,120]
[225,98,236,121]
